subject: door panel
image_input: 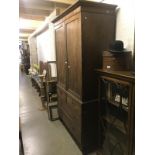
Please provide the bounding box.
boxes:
[55,24,66,89]
[65,14,82,98]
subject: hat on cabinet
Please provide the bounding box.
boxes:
[109,40,125,52]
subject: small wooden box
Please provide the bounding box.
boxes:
[102,51,132,71]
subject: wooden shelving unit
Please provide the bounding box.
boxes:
[97,70,135,155]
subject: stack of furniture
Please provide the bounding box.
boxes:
[44,61,58,120]
[30,61,58,119]
[46,80,58,121]
[31,61,47,98]
[52,1,118,154]
[30,61,58,117]
[20,42,30,74]
[30,61,57,107]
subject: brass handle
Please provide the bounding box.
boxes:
[68,65,71,69]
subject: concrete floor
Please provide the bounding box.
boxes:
[19,72,83,155]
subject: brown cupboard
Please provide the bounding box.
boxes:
[96,70,135,155]
[52,1,118,154]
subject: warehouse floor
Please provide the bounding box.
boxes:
[19,71,83,155]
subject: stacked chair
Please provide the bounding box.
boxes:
[30,61,59,121]
[44,61,59,121]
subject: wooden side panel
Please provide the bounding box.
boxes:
[65,13,82,99]
[55,24,66,89]
[81,101,99,153]
[81,12,116,101]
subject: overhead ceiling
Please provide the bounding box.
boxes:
[19,0,76,41]
[19,0,101,41]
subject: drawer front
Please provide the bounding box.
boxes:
[60,108,81,145]
[102,52,131,71]
[57,87,81,125]
[57,88,82,146]
[103,58,126,70]
[66,95,81,127]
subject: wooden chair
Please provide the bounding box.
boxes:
[36,61,48,108]
[47,80,58,121]
[30,61,47,96]
[30,61,48,110]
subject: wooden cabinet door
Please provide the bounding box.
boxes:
[65,14,82,98]
[55,23,67,89]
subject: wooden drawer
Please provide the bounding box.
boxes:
[57,88,81,127]
[57,89,82,146]
[60,108,81,145]
[102,51,132,71]
[66,95,81,125]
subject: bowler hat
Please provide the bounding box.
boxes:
[109,40,125,52]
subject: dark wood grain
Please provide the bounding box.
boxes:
[53,1,117,154]
[55,23,66,89]
[96,69,135,83]
[81,10,116,101]
[52,0,117,23]
[102,51,132,71]
[65,13,82,99]
[97,70,135,155]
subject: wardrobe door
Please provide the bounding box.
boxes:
[55,23,67,89]
[65,13,82,99]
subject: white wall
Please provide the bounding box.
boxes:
[49,23,56,61]
[36,27,56,62]
[104,0,135,52]
[28,37,38,65]
[36,24,57,77]
[35,0,134,62]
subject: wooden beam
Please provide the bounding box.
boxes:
[19,7,51,16]
[19,29,35,34]
[20,0,70,10]
[20,0,54,6]
[19,36,28,39]
[19,13,45,21]
[45,0,75,5]
[19,38,28,41]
